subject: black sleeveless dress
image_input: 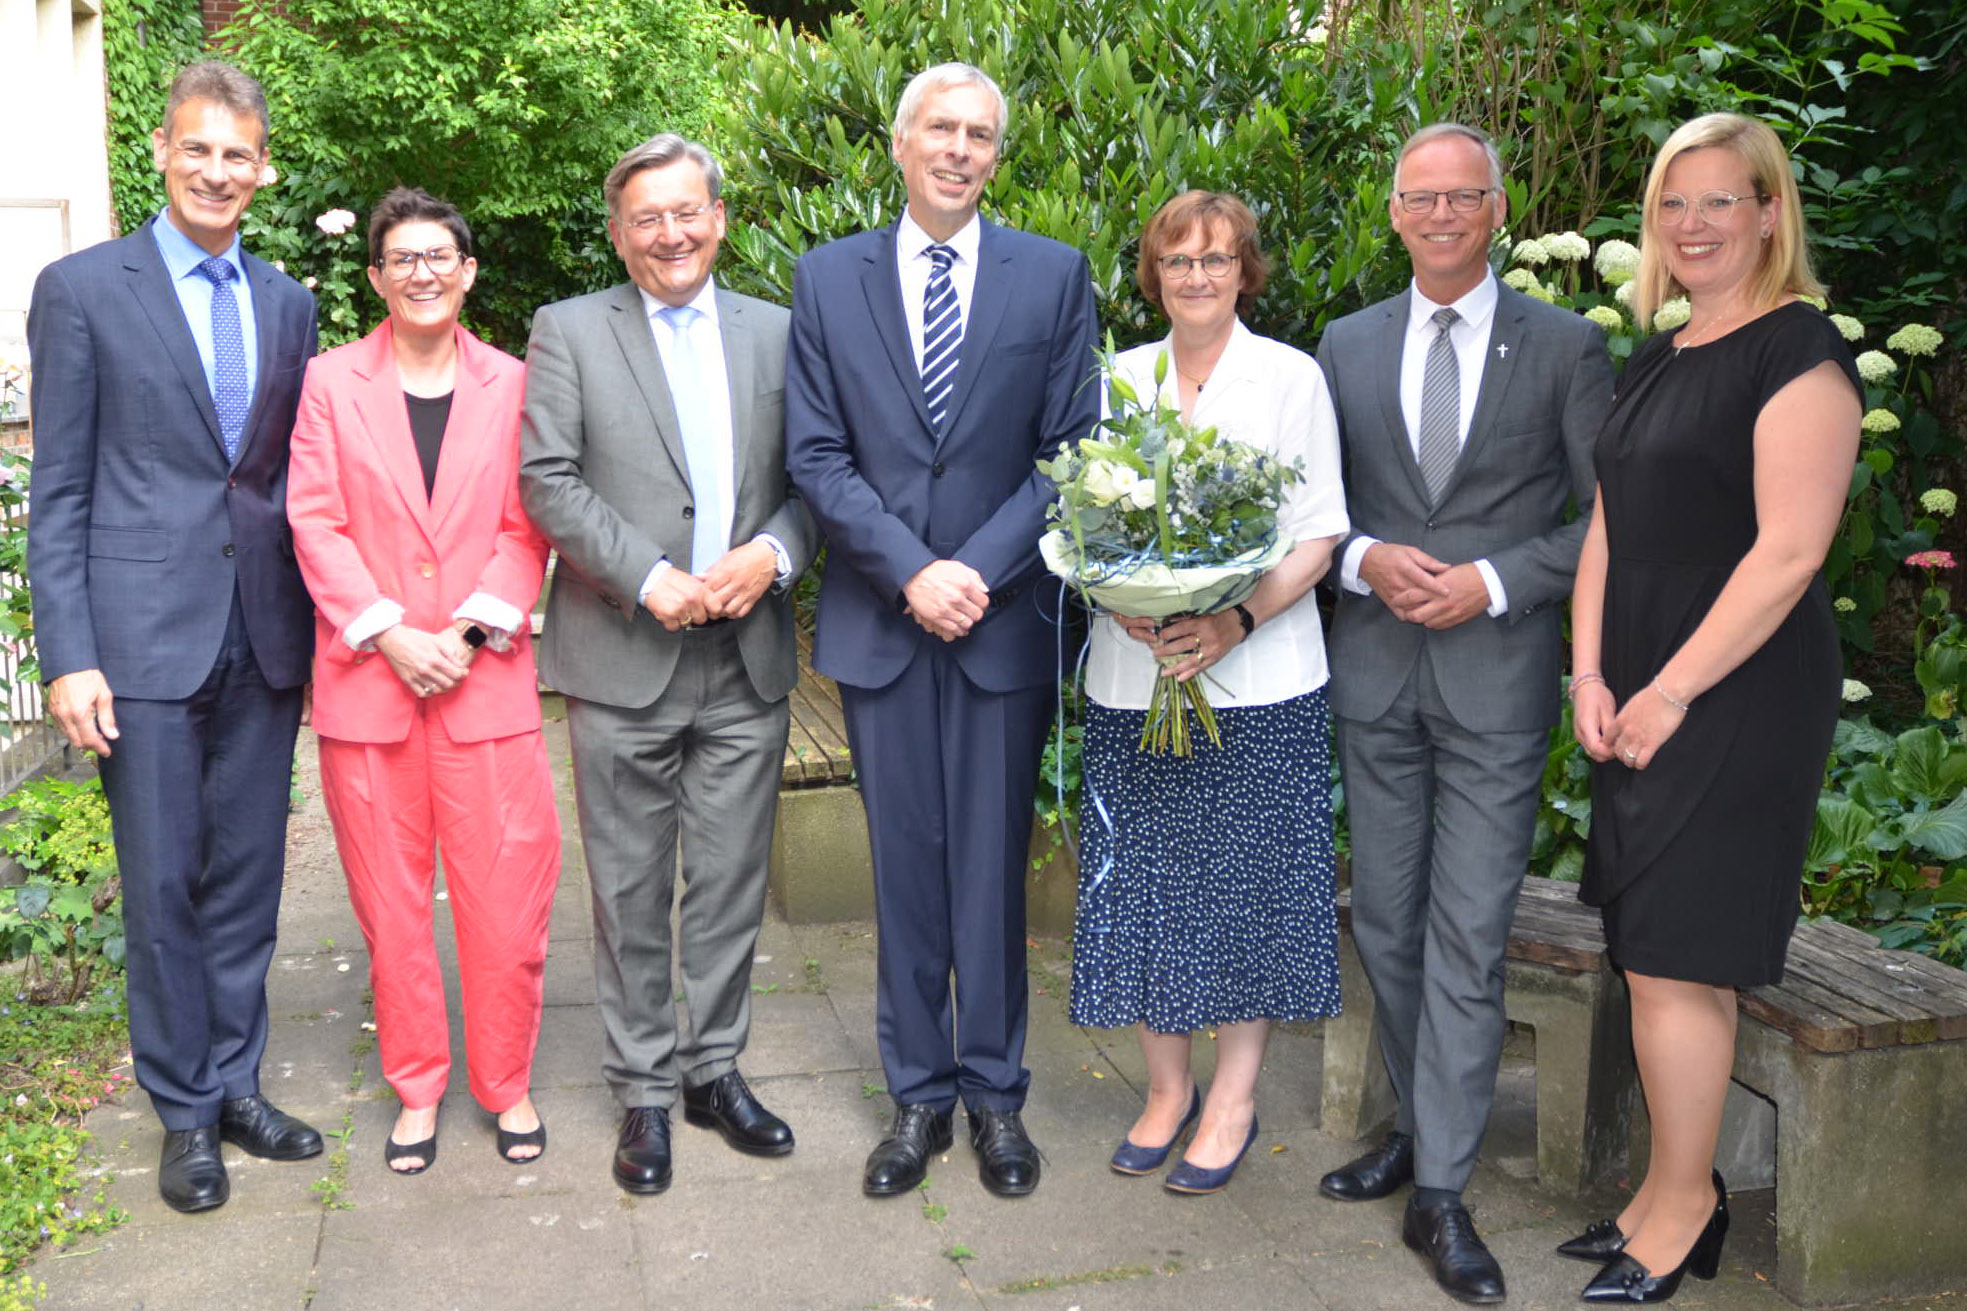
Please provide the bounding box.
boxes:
[1580,302,1859,987]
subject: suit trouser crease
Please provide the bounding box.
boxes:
[317,709,560,1112]
[97,593,303,1131]
[839,645,1050,1112]
[1337,650,1546,1191]
[567,626,788,1109]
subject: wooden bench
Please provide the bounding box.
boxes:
[765,633,868,922]
[1723,916,1967,1305]
[1320,875,1637,1196]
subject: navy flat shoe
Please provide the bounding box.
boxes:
[1110,1086,1202,1176]
[1164,1113,1259,1195]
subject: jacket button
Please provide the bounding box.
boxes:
[419,564,435,579]
[933,462,947,478]
[221,543,235,557]
[227,477,237,489]
[682,506,695,519]
[1425,519,1437,530]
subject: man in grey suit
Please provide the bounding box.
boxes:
[519,134,815,1194]
[1316,123,1614,1303]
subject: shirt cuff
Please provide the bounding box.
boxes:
[753,532,793,588]
[637,558,673,605]
[453,592,524,653]
[1473,558,1509,617]
[1339,536,1379,595]
[343,598,404,652]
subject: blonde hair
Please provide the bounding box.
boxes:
[1632,113,1823,328]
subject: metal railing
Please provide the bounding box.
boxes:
[0,478,67,799]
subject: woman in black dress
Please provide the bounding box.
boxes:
[1565,114,1860,1302]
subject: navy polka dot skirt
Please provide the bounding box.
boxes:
[1069,686,1343,1033]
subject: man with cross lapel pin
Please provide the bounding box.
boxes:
[26,60,322,1214]
[520,134,816,1194]
[1315,122,1613,1302]
[786,62,1098,1199]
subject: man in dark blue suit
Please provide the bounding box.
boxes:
[27,61,322,1213]
[787,61,1098,1200]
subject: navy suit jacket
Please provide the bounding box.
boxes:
[27,224,317,700]
[785,219,1098,693]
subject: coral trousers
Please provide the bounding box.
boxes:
[317,707,561,1111]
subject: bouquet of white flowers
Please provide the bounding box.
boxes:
[1039,349,1301,754]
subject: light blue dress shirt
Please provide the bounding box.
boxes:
[151,209,260,405]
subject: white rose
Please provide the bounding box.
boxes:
[1080,459,1124,505]
[1124,477,1158,511]
[315,208,358,237]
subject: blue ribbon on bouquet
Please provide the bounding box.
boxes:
[1040,576,1119,907]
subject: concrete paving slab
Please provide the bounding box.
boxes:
[971,1250,1325,1307]
[35,1212,322,1311]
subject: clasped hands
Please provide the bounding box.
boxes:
[643,539,779,632]
[376,620,481,698]
[1358,542,1489,630]
[1115,610,1245,682]
[903,559,989,642]
[1572,679,1685,771]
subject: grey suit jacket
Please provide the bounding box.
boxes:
[1319,283,1614,734]
[518,283,816,708]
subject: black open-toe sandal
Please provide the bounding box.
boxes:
[497,1121,547,1164]
[385,1132,437,1175]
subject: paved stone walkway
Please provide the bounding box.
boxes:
[28,713,1962,1310]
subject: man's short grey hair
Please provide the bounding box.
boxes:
[1393,122,1505,195]
[604,134,723,217]
[162,60,271,150]
[891,62,1009,145]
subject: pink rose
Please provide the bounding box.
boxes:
[315,208,358,237]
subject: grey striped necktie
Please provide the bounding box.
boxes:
[1416,306,1462,503]
[920,244,961,432]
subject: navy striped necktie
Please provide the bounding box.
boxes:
[920,244,961,432]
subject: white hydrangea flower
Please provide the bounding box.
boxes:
[1592,239,1640,285]
[1861,408,1902,434]
[1885,324,1943,357]
[1920,488,1958,518]
[1800,294,1828,311]
[1543,231,1591,262]
[1842,679,1872,703]
[1855,350,1897,384]
[1522,282,1558,304]
[1583,305,1624,333]
[1833,596,1858,613]
[1651,297,1691,331]
[1511,237,1550,267]
[1502,268,1541,293]
[1829,314,1865,342]
[1613,280,1636,307]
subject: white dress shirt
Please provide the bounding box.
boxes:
[1338,273,1509,615]
[1085,322,1350,709]
[896,211,981,370]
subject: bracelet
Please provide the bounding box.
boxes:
[1567,672,1605,697]
[1233,604,1256,637]
[1652,676,1691,713]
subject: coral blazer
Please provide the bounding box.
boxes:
[289,320,548,745]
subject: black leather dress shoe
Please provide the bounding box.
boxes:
[218,1094,323,1160]
[682,1070,794,1157]
[863,1104,953,1196]
[613,1106,673,1194]
[968,1106,1040,1197]
[1319,1129,1414,1201]
[1403,1196,1506,1305]
[159,1126,229,1213]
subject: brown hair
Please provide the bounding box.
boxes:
[1136,191,1269,314]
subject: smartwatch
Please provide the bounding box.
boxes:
[460,624,489,650]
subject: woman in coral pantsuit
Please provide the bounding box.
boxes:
[289,188,560,1174]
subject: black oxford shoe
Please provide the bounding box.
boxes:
[613,1106,673,1194]
[968,1106,1041,1198]
[159,1126,229,1213]
[1319,1129,1414,1201]
[682,1070,794,1157]
[1403,1196,1506,1305]
[863,1104,953,1196]
[219,1094,323,1160]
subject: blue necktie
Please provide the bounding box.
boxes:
[920,245,962,433]
[197,257,250,461]
[657,305,728,574]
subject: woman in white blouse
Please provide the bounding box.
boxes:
[1069,192,1349,1194]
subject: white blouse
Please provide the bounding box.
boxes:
[1083,321,1349,710]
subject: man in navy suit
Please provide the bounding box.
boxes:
[27,61,322,1213]
[786,62,1097,1198]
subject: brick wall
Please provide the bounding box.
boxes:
[203,1,283,35]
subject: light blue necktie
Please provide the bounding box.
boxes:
[197,256,250,461]
[657,304,728,574]
[920,245,962,433]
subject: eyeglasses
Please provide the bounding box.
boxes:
[1158,252,1239,279]
[1655,190,1768,223]
[1395,187,1496,214]
[622,206,712,233]
[168,142,264,178]
[377,246,463,279]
